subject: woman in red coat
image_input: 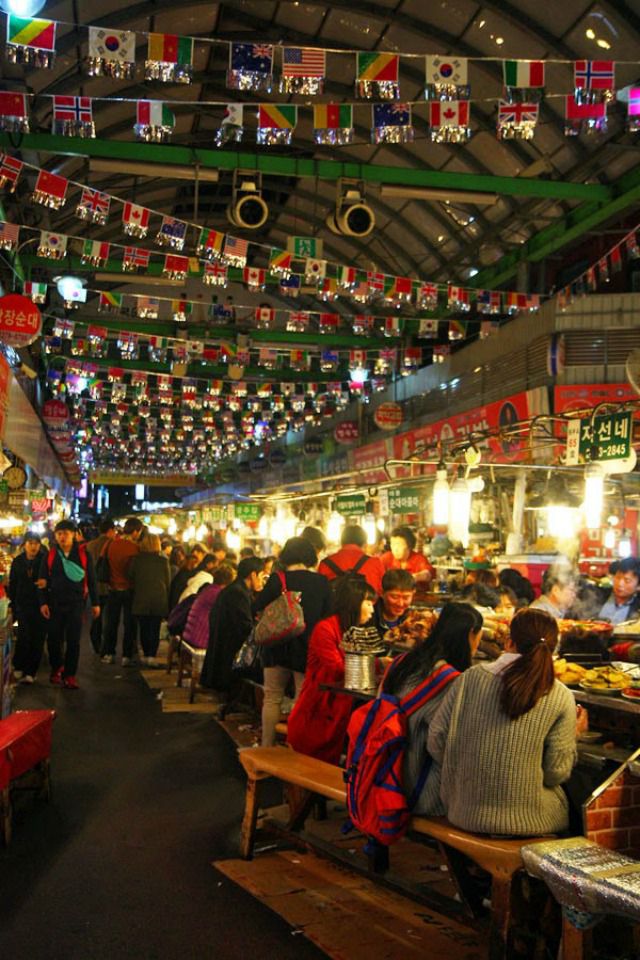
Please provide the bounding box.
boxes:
[381,525,434,584]
[287,575,376,764]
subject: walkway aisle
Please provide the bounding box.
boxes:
[0,643,324,960]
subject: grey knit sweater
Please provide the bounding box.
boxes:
[427,663,578,836]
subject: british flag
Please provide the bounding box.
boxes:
[574,60,615,91]
[498,101,539,127]
[76,187,110,224]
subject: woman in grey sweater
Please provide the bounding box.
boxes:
[428,608,586,836]
[381,602,484,815]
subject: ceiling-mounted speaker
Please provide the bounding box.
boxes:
[226,173,269,230]
[327,182,376,238]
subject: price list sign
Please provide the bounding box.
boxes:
[566,411,632,464]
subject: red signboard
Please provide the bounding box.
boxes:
[373,402,403,431]
[554,383,639,416]
[334,420,359,445]
[353,438,390,485]
[0,294,41,347]
[0,353,9,441]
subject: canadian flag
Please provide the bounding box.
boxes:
[255,306,275,325]
[122,202,150,228]
[243,266,265,288]
[429,100,469,127]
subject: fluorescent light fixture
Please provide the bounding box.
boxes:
[380,184,498,205]
[90,159,219,182]
[95,273,185,287]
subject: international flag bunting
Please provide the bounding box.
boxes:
[172,300,192,323]
[0,221,19,251]
[338,265,357,291]
[367,271,385,297]
[497,101,539,140]
[222,234,248,267]
[356,52,399,100]
[574,60,615,99]
[503,60,545,91]
[477,290,502,314]
[384,275,413,304]
[122,202,150,238]
[313,103,353,144]
[584,266,596,292]
[425,56,469,99]
[88,324,109,340]
[255,306,275,328]
[610,245,622,273]
[122,246,150,273]
[0,92,29,133]
[287,311,310,332]
[81,240,110,266]
[99,292,123,312]
[448,319,466,341]
[480,320,499,339]
[87,27,136,79]
[228,43,273,92]
[280,47,326,94]
[269,248,292,278]
[384,316,401,337]
[403,347,422,372]
[279,274,301,297]
[319,313,339,333]
[320,349,339,371]
[37,231,67,260]
[6,16,56,68]
[203,261,228,286]
[627,87,640,132]
[626,233,640,260]
[257,104,298,145]
[305,258,326,284]
[134,101,175,143]
[372,103,413,144]
[197,227,224,260]
[156,216,188,250]
[598,257,609,284]
[447,285,470,311]
[290,349,310,371]
[505,292,539,313]
[417,318,439,338]
[52,96,94,137]
[433,344,451,363]
[163,254,189,280]
[146,33,193,83]
[565,95,607,135]
[0,154,23,192]
[136,297,160,318]
[32,170,68,209]
[76,187,110,225]
[416,282,439,310]
[23,280,46,303]
[257,347,278,370]
[244,267,266,291]
[215,104,244,147]
[429,100,471,143]
[352,314,373,334]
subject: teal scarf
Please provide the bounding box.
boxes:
[58,549,85,582]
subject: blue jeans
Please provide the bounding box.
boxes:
[103,590,137,658]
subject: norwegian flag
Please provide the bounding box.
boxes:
[367,271,385,293]
[574,60,615,91]
[0,154,23,191]
[122,246,150,270]
[52,96,94,132]
[76,186,110,224]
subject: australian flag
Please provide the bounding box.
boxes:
[229,42,273,90]
[373,103,411,128]
[157,216,187,250]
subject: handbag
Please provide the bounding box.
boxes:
[232,629,261,673]
[95,541,111,586]
[254,571,305,647]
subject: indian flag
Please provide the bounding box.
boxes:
[7,15,56,51]
[147,33,193,65]
[503,60,545,88]
[313,104,353,129]
[136,101,175,127]
[258,104,297,130]
[356,52,399,82]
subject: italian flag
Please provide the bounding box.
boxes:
[83,240,110,261]
[136,101,175,128]
[503,60,545,88]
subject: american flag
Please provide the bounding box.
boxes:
[282,47,325,78]
[77,187,110,219]
[223,234,248,261]
[53,95,93,124]
[574,60,615,91]
[0,221,19,248]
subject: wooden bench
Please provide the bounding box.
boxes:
[176,640,207,703]
[0,709,56,844]
[238,746,554,960]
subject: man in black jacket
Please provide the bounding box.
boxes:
[8,532,48,683]
[38,520,100,689]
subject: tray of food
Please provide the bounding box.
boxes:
[557,619,615,637]
[621,687,640,703]
[612,619,640,638]
[384,608,438,649]
[554,658,588,687]
[578,665,629,695]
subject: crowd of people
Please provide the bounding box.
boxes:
[7,515,639,839]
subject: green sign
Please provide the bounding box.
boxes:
[566,412,632,464]
[335,494,366,516]
[287,236,323,259]
[234,503,262,523]
[388,486,422,514]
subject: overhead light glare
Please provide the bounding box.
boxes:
[585,28,596,39]
[596,38,611,49]
[380,184,498,206]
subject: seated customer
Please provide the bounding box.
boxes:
[182,564,235,650]
[428,609,586,836]
[529,566,577,619]
[382,602,483,815]
[287,575,376,764]
[373,569,416,635]
[599,557,640,625]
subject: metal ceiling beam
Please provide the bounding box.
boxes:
[471,164,640,289]
[1,134,612,203]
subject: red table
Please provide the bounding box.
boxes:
[0,709,56,844]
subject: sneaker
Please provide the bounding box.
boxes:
[122,657,137,667]
[101,654,115,664]
[13,669,24,680]
[50,667,64,685]
[20,675,35,685]
[63,675,79,690]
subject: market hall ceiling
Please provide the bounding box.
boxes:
[2,0,640,296]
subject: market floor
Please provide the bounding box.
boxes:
[0,641,325,960]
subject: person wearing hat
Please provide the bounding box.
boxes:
[8,532,48,683]
[599,557,640,626]
[38,520,100,689]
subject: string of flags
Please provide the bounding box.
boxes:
[0,154,544,316]
[555,220,640,310]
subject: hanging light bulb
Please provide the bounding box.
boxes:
[432,464,449,526]
[619,531,632,559]
[258,514,270,539]
[226,529,241,550]
[362,514,377,546]
[327,510,345,543]
[448,472,471,547]
[546,505,579,540]
[603,527,616,550]
[583,462,604,529]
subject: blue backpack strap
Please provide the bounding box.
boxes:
[399,664,460,718]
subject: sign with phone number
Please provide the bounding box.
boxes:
[566,411,632,464]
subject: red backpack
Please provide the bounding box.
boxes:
[344,661,459,846]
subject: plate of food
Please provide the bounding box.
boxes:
[553,658,588,688]
[621,687,640,702]
[578,665,628,695]
[384,609,438,649]
[558,619,614,637]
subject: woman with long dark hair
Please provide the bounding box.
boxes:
[382,602,483,814]
[287,574,376,764]
[428,608,586,836]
